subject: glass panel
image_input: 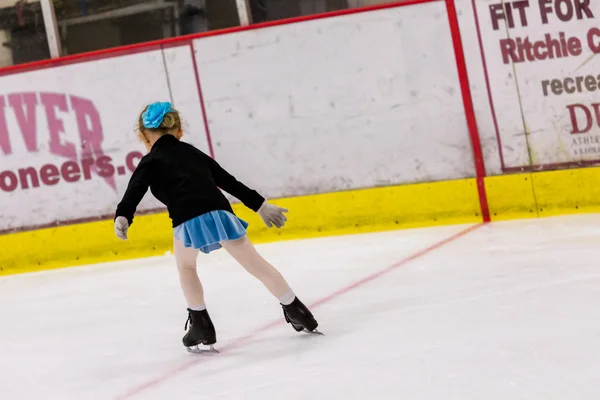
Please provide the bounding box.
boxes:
[248,0,348,23]
[0,0,51,67]
[346,0,400,9]
[247,0,404,23]
[56,0,242,56]
[0,0,402,67]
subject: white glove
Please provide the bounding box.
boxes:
[114,216,130,240]
[258,201,288,228]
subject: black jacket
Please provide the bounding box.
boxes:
[115,134,264,227]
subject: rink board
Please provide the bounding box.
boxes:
[3,1,600,276]
[485,166,600,221]
[0,178,482,276]
[4,166,600,275]
[0,2,474,234]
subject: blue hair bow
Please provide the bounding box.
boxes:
[142,102,174,129]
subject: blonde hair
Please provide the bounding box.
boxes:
[137,105,182,143]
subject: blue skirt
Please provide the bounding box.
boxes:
[174,210,248,254]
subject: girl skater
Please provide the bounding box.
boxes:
[114,102,319,353]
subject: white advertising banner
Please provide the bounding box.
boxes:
[0,47,209,232]
[472,0,600,171]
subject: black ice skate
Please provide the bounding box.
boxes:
[281,297,322,335]
[183,309,219,354]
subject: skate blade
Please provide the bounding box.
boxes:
[186,344,219,354]
[303,329,324,335]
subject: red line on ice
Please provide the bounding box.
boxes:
[114,223,483,400]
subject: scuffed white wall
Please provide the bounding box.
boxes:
[194,2,475,199]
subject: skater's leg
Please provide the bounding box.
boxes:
[174,237,205,307]
[220,236,292,300]
[174,237,217,349]
[221,236,319,333]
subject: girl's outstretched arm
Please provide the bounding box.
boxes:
[202,153,288,228]
[202,153,265,212]
[115,157,154,226]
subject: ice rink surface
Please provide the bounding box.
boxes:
[2,214,600,399]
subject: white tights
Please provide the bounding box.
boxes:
[174,236,292,307]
